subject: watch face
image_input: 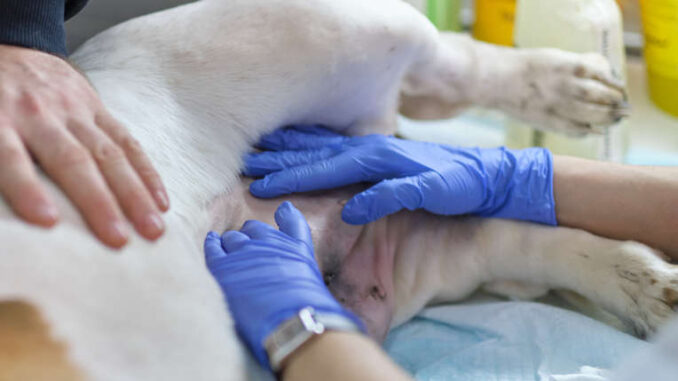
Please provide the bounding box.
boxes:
[299,307,326,334]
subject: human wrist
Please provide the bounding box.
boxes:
[256,301,365,365]
[0,0,67,56]
[279,331,355,377]
[265,307,365,372]
[479,147,557,225]
[233,275,365,369]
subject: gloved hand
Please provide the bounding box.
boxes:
[244,126,556,225]
[204,201,364,369]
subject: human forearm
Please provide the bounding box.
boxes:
[282,331,412,381]
[554,155,678,258]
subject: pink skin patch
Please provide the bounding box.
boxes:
[320,220,397,342]
[221,179,398,342]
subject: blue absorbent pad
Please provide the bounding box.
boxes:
[384,301,646,381]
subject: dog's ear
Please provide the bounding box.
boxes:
[0,300,83,381]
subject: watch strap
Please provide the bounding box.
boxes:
[264,307,361,371]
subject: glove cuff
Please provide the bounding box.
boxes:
[480,147,557,226]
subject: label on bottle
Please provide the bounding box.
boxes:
[640,0,678,80]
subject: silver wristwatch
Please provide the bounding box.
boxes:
[264,307,362,371]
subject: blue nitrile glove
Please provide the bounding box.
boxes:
[244,126,556,226]
[204,201,365,369]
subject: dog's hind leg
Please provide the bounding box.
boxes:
[476,220,678,337]
[387,212,678,337]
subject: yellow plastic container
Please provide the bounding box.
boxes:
[639,0,678,118]
[473,0,516,46]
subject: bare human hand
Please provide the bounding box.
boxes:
[0,45,169,248]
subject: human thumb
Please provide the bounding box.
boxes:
[274,201,313,248]
[342,176,424,225]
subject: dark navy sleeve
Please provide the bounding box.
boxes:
[0,0,89,57]
[65,0,88,20]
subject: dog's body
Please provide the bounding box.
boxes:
[1,0,676,379]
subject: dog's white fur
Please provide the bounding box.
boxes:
[0,0,675,379]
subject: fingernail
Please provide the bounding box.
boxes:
[108,221,129,246]
[36,204,59,225]
[142,213,165,237]
[155,190,170,212]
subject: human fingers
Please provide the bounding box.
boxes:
[22,121,129,248]
[204,231,226,263]
[95,112,170,212]
[221,230,251,253]
[257,126,348,151]
[0,126,58,226]
[249,152,370,198]
[243,147,340,177]
[68,119,164,241]
[239,220,278,241]
[342,176,424,225]
[274,201,313,248]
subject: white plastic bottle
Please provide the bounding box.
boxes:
[404,0,427,11]
[505,0,628,161]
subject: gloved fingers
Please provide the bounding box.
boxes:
[293,125,346,137]
[274,201,313,248]
[249,152,367,198]
[204,231,226,263]
[221,230,251,253]
[243,147,340,177]
[257,126,348,151]
[240,219,277,240]
[342,176,424,225]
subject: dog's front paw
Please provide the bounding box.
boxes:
[600,242,678,337]
[508,49,629,136]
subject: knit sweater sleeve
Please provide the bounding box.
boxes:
[0,0,89,56]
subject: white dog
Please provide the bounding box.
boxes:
[1,0,676,379]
